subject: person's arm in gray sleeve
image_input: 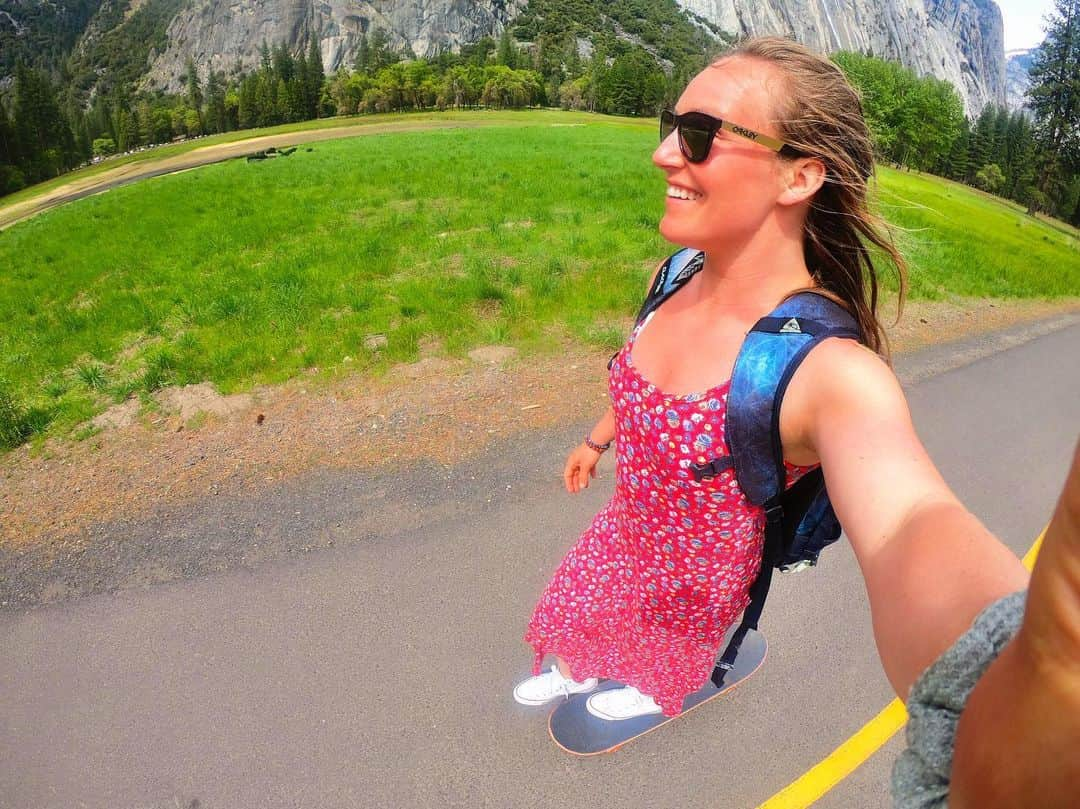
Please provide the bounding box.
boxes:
[892,439,1080,808]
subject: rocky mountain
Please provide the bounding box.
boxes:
[676,0,1005,114]
[3,0,1009,115]
[142,0,528,91]
[1005,47,1034,113]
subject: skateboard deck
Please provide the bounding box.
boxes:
[547,629,767,755]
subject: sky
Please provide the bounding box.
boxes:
[996,0,1053,51]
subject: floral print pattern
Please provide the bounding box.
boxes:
[525,317,810,716]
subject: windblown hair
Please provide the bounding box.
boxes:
[716,37,907,357]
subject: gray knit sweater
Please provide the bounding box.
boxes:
[891,590,1028,808]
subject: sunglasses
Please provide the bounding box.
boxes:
[660,109,803,163]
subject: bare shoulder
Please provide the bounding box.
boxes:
[791,336,906,415]
[781,336,912,464]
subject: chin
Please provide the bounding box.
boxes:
[658,216,705,251]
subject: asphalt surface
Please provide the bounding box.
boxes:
[1,315,1078,809]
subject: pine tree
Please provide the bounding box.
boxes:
[238,76,258,130]
[205,70,227,133]
[13,63,78,181]
[254,74,275,127]
[966,106,996,183]
[354,32,371,74]
[368,28,398,72]
[0,102,16,166]
[1027,0,1080,198]
[497,30,518,69]
[273,43,295,84]
[186,59,204,131]
[307,37,325,117]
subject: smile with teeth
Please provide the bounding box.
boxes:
[666,185,703,201]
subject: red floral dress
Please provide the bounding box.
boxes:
[524,315,811,716]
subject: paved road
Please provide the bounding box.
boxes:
[2,318,1077,809]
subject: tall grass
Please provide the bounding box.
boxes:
[875,166,1079,299]
[0,115,1077,449]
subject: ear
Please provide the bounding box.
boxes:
[777,157,827,206]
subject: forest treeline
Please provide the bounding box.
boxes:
[1,0,1077,224]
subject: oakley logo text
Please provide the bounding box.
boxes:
[730,125,759,141]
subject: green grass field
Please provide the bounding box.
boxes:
[1,112,1077,450]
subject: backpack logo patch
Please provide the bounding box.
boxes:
[780,318,802,334]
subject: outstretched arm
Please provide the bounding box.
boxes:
[784,339,1029,698]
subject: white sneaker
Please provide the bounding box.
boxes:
[586,686,663,720]
[513,665,599,706]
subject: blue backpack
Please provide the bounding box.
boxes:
[629,248,862,685]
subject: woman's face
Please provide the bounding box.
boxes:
[652,57,791,252]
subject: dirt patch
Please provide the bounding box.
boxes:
[91,398,141,431]
[155,382,254,421]
[0,297,1077,550]
[467,345,519,364]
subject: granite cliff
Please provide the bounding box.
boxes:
[1005,47,1034,113]
[2,0,1009,115]
[676,0,1005,113]
[142,0,527,90]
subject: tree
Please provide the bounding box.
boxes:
[966,106,996,183]
[834,51,963,171]
[205,69,228,134]
[497,30,519,69]
[185,58,203,131]
[306,37,325,117]
[272,43,295,83]
[974,163,1005,193]
[941,120,969,180]
[368,28,399,73]
[12,63,79,181]
[92,137,116,158]
[259,40,273,73]
[238,76,258,129]
[354,32,371,74]
[1026,0,1080,211]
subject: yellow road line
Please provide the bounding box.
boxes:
[757,698,908,809]
[756,526,1047,809]
[1021,530,1045,571]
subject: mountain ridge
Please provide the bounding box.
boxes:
[1,0,1014,114]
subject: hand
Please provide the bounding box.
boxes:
[563,443,603,494]
[951,438,1080,807]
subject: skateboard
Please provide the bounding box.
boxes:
[547,629,767,755]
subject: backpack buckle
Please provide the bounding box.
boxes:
[689,456,734,482]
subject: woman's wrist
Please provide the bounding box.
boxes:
[584,435,612,453]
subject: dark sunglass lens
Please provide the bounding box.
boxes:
[659,110,675,141]
[679,125,712,162]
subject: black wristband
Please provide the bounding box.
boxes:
[584,436,612,453]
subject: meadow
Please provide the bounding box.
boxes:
[1,110,1077,450]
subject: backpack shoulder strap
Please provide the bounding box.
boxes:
[712,291,861,683]
[725,291,862,506]
[635,248,705,325]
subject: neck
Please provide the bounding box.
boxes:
[694,215,813,313]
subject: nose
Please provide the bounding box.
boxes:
[652,125,684,170]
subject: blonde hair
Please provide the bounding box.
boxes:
[715,37,907,357]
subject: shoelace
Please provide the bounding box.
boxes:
[620,687,660,713]
[550,665,581,699]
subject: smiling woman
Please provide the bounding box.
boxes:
[510,36,1070,808]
